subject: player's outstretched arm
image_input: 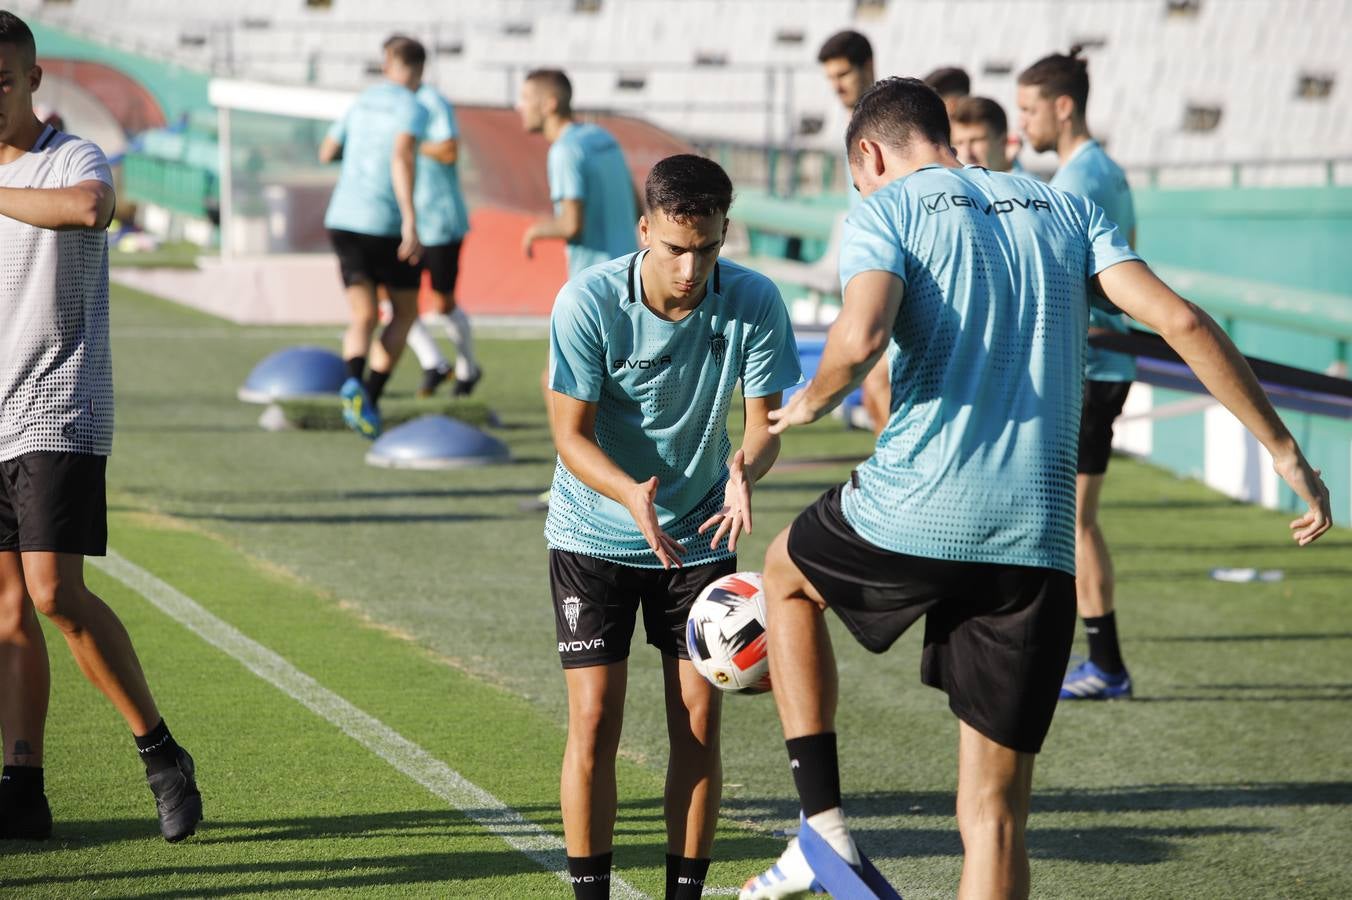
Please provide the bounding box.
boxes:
[0,180,114,230]
[552,391,686,568]
[700,393,783,551]
[1096,260,1332,545]
[769,270,903,435]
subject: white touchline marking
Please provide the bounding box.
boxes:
[91,550,648,898]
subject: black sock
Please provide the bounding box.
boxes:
[0,765,44,796]
[786,732,841,817]
[345,356,366,381]
[1085,612,1125,674]
[134,719,180,775]
[666,854,711,900]
[567,852,612,900]
[365,368,392,407]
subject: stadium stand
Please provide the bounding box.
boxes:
[12,0,1351,183]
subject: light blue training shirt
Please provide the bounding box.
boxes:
[837,164,1139,574]
[546,251,802,567]
[413,84,470,246]
[1050,139,1138,382]
[548,123,638,276]
[324,81,428,238]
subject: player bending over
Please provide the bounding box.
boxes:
[742,77,1330,900]
[546,155,800,899]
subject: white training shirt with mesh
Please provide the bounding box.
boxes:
[0,126,114,462]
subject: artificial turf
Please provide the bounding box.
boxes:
[2,285,1348,897]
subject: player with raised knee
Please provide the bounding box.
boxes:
[398,54,481,399]
[817,29,890,437]
[742,77,1330,899]
[0,10,202,843]
[1018,47,1139,699]
[546,155,800,899]
[519,68,639,508]
[320,35,426,438]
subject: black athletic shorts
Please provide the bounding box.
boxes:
[786,485,1075,754]
[0,452,108,556]
[328,228,421,291]
[549,550,738,668]
[1078,379,1133,476]
[422,240,463,295]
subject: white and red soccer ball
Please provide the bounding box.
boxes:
[686,571,772,694]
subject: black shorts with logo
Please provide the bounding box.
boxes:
[549,550,738,669]
[0,452,108,556]
[328,228,422,291]
[422,240,463,295]
[786,485,1075,754]
[1078,379,1133,476]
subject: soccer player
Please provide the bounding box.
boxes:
[923,65,971,115]
[319,35,426,438]
[397,55,481,399]
[816,29,889,436]
[547,155,800,900]
[0,11,202,843]
[950,96,1023,174]
[1018,48,1139,699]
[518,68,638,277]
[741,77,1330,899]
[518,68,639,509]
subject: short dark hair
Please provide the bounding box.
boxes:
[951,96,1008,138]
[817,30,872,68]
[0,10,37,69]
[382,34,426,70]
[644,154,734,221]
[923,66,970,98]
[845,77,950,162]
[1018,46,1090,115]
[524,68,573,115]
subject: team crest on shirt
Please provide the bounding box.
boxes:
[708,333,728,366]
[563,596,581,634]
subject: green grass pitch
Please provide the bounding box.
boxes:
[2,285,1349,897]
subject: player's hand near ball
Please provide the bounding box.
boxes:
[625,476,685,569]
[700,449,753,552]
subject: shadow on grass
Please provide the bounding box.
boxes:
[0,849,548,897]
[116,486,547,504]
[727,780,1352,862]
[1121,566,1352,582]
[1,808,785,897]
[738,781,1352,818]
[1134,632,1352,643]
[163,511,502,526]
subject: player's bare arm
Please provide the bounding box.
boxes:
[0,179,114,230]
[1096,259,1331,544]
[317,135,342,164]
[551,391,685,567]
[700,392,783,551]
[770,270,904,434]
[390,131,421,263]
[419,137,457,164]
[523,198,584,257]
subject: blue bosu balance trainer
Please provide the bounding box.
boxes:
[237,346,349,404]
[365,415,510,470]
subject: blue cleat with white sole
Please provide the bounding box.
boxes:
[1060,659,1132,700]
[340,377,381,439]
